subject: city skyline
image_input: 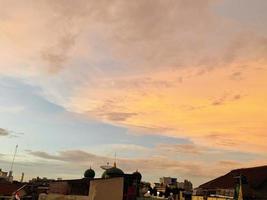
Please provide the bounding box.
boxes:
[0,0,267,186]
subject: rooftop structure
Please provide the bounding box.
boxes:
[196,165,267,199]
[84,167,95,179]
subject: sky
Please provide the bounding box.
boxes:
[0,0,267,187]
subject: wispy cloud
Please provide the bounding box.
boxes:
[0,128,10,136]
[26,148,267,186]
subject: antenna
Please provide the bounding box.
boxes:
[113,152,117,167]
[10,144,18,172]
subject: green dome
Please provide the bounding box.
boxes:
[84,168,95,178]
[133,170,142,181]
[101,170,108,179]
[102,165,124,178]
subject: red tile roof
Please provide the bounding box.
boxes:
[199,165,267,189]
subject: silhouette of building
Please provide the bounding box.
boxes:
[44,164,142,200]
[160,177,177,186]
[195,165,267,200]
[177,179,193,191]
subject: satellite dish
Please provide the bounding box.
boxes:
[100,165,112,170]
[100,162,112,170]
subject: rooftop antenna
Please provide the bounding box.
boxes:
[8,145,18,182]
[10,144,18,172]
[114,152,117,167]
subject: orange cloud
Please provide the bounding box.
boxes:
[1,0,267,156]
[68,62,267,153]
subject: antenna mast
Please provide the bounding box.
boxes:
[10,144,18,172]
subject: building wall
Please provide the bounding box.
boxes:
[192,196,204,200]
[49,182,70,195]
[207,197,229,200]
[88,178,123,200]
[252,183,267,200]
[39,194,89,200]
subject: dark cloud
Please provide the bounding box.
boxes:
[211,93,243,106]
[29,151,62,160]
[105,112,137,122]
[0,128,10,136]
[211,94,228,106]
[232,94,242,100]
[28,150,107,164]
[229,71,243,81]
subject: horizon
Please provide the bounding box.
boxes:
[0,0,267,187]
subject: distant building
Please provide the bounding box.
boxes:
[195,165,267,200]
[160,177,177,186]
[0,169,8,178]
[177,179,193,191]
[0,169,13,183]
[153,177,193,199]
[0,169,8,182]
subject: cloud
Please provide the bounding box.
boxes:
[0,128,10,136]
[100,112,138,122]
[203,133,239,147]
[26,149,219,185]
[28,150,107,163]
[156,143,209,155]
[41,33,77,73]
[218,160,241,167]
[229,71,243,81]
[211,92,243,106]
[26,148,267,186]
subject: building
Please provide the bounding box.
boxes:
[0,182,26,200]
[153,177,193,199]
[49,178,91,196]
[177,180,193,191]
[160,177,177,186]
[0,169,8,179]
[0,169,13,183]
[195,165,267,200]
[42,163,142,200]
